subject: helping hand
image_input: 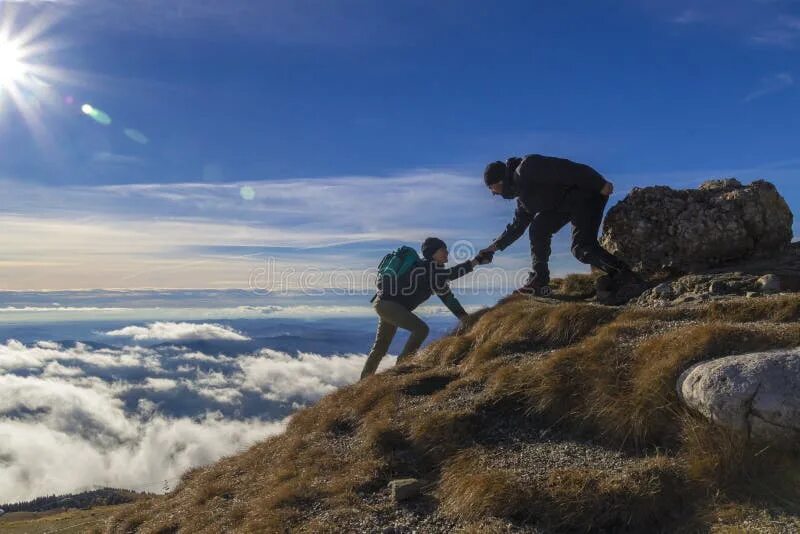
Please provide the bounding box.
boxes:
[475,249,494,265]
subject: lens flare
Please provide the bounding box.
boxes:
[124,128,149,145]
[81,103,112,125]
[240,186,256,201]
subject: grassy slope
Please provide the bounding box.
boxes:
[106,281,800,533]
[0,505,130,533]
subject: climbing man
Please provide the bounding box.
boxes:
[360,237,491,379]
[479,154,646,303]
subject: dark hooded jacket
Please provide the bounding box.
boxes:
[493,154,609,250]
[378,259,472,318]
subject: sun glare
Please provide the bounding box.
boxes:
[0,40,26,87]
[0,2,81,147]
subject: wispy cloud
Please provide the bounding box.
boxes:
[751,14,800,46]
[105,321,251,342]
[744,72,794,101]
[0,171,531,290]
[644,1,800,47]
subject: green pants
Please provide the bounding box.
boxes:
[360,299,430,379]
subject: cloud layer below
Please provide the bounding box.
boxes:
[0,326,393,503]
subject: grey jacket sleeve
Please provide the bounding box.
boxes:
[493,202,533,251]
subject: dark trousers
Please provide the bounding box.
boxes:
[529,193,629,284]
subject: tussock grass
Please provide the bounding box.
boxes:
[439,448,691,531]
[107,292,800,533]
[438,450,532,521]
[464,299,617,366]
[705,294,800,322]
[491,318,800,448]
[539,457,691,531]
[551,272,601,298]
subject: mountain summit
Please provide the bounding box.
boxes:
[105,286,800,532]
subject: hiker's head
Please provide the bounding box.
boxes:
[422,237,448,264]
[484,161,505,196]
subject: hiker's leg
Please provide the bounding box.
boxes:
[529,211,570,285]
[373,300,429,363]
[570,194,631,275]
[360,310,398,379]
[397,317,429,363]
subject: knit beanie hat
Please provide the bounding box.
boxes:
[483,161,506,186]
[421,237,447,260]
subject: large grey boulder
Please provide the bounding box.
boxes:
[678,349,800,442]
[601,179,793,276]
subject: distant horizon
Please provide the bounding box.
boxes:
[3,1,800,289]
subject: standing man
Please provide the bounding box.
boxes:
[479,154,645,302]
[360,237,490,379]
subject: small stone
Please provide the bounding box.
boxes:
[653,282,675,299]
[389,478,424,503]
[708,280,729,295]
[757,274,781,293]
[746,292,759,298]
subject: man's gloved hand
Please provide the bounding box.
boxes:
[601,181,614,196]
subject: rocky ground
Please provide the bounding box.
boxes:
[634,242,800,307]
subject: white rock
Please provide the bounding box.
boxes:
[678,349,800,442]
[756,274,781,293]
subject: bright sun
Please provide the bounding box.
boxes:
[0,40,26,87]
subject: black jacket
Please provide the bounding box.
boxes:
[493,155,608,250]
[379,259,472,318]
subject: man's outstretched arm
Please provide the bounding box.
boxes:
[488,203,532,253]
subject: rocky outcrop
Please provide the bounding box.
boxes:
[601,179,793,276]
[678,350,800,443]
[636,272,769,306]
[633,242,800,306]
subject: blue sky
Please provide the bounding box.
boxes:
[1,0,800,290]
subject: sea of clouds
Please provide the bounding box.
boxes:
[0,320,393,503]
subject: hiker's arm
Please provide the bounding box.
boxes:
[444,260,474,281]
[492,204,532,251]
[437,288,468,319]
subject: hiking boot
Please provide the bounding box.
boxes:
[515,273,552,297]
[596,271,647,305]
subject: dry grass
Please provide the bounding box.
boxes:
[106,292,800,533]
[491,318,800,448]
[438,450,532,521]
[438,448,692,531]
[551,272,602,298]
[538,457,691,531]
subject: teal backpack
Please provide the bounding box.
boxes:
[372,246,422,301]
